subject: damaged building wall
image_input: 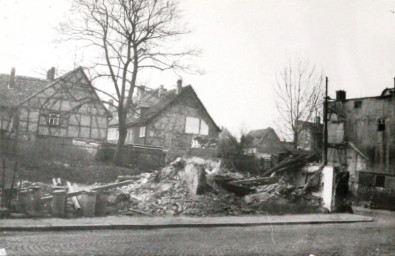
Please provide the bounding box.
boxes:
[342,97,394,172]
[328,90,394,191]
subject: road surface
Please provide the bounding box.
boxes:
[0,216,393,255]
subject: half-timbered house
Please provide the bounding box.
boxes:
[108,80,220,155]
[0,67,109,142]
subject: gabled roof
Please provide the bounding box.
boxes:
[112,85,220,132]
[0,72,49,107]
[246,127,289,155]
[0,67,111,117]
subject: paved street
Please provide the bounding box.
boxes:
[0,216,394,256]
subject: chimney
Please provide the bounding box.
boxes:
[108,99,114,112]
[336,90,346,101]
[176,79,182,94]
[8,67,16,89]
[315,116,321,125]
[46,67,56,81]
[158,84,167,97]
[137,85,146,101]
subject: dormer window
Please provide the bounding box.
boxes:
[48,113,60,126]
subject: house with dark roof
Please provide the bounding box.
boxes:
[327,87,394,192]
[243,127,290,169]
[0,67,110,142]
[108,80,220,154]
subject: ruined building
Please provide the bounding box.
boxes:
[327,86,394,192]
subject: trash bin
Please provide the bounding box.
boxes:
[18,189,34,215]
[52,189,67,217]
[30,186,42,213]
[95,193,107,217]
[52,186,67,192]
[80,190,97,217]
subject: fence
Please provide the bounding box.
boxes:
[98,143,166,170]
[1,135,99,163]
[354,185,395,211]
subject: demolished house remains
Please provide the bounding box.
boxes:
[327,86,394,210]
[1,154,345,219]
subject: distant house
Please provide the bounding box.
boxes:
[243,127,290,169]
[327,88,394,191]
[0,67,110,142]
[296,118,323,152]
[108,80,220,155]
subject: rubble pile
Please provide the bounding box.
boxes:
[105,157,322,217]
[106,158,246,216]
[248,179,321,207]
[1,156,324,218]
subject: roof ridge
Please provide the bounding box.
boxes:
[0,73,49,82]
[17,67,86,106]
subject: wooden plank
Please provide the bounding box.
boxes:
[41,179,135,202]
[67,181,81,210]
[229,176,280,186]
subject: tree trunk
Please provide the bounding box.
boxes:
[114,111,127,165]
[293,132,298,150]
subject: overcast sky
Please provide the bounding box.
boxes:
[0,0,394,136]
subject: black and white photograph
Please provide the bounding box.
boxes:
[0,0,394,255]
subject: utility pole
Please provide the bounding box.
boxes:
[323,77,328,165]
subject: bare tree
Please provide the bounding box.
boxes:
[274,59,324,150]
[60,0,197,163]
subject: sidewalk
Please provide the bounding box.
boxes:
[352,206,395,217]
[0,213,373,231]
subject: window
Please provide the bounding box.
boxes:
[48,113,60,126]
[354,100,362,109]
[200,120,209,135]
[374,175,385,188]
[139,126,146,137]
[126,130,133,144]
[185,117,200,134]
[378,119,385,131]
[185,116,210,135]
[358,173,375,187]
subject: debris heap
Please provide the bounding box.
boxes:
[105,156,323,217]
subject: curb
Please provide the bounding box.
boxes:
[0,218,374,232]
[352,206,395,217]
